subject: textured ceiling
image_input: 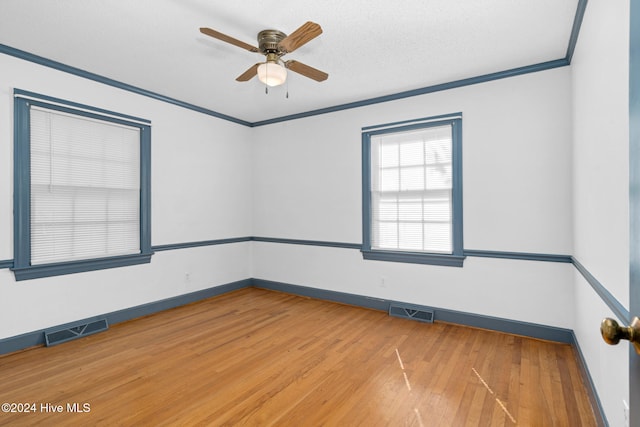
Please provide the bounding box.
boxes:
[0,0,578,123]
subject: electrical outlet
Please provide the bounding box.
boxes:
[185,272,191,282]
[623,399,629,427]
[380,276,387,288]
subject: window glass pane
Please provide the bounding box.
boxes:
[378,140,398,167]
[379,168,399,192]
[426,164,452,190]
[423,196,451,222]
[373,195,398,221]
[398,198,422,221]
[424,223,452,253]
[30,227,68,264]
[398,222,423,250]
[399,141,423,166]
[376,222,398,249]
[425,129,452,164]
[400,166,425,191]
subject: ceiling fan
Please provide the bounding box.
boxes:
[199,21,328,88]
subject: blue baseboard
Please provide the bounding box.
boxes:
[0,276,575,355]
[252,278,390,311]
[571,331,608,427]
[252,278,574,343]
[0,279,250,355]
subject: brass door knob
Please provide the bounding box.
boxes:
[601,316,640,355]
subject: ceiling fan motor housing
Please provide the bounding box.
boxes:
[258,30,287,56]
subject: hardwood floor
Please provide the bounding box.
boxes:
[0,287,596,426]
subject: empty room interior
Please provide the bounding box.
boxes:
[0,0,638,425]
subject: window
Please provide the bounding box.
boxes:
[362,114,464,266]
[13,90,152,280]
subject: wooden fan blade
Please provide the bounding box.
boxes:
[286,60,328,82]
[236,63,261,81]
[279,21,322,53]
[200,27,259,53]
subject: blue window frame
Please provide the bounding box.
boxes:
[361,113,464,267]
[12,89,152,280]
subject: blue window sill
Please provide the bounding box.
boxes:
[361,250,465,267]
[12,253,153,281]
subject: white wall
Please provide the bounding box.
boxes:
[571,1,630,425]
[252,67,576,328]
[0,54,253,339]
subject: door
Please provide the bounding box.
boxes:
[630,1,639,425]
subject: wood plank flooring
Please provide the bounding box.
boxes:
[0,287,596,426]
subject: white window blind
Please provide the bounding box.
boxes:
[29,106,141,265]
[370,124,453,253]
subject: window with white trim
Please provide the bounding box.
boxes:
[13,90,152,280]
[362,114,464,266]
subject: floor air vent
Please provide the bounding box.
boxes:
[45,318,109,347]
[389,303,434,323]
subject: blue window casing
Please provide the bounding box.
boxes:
[12,89,153,281]
[361,113,465,267]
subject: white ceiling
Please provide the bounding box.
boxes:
[0,0,578,123]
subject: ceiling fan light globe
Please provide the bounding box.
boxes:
[257,62,287,87]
